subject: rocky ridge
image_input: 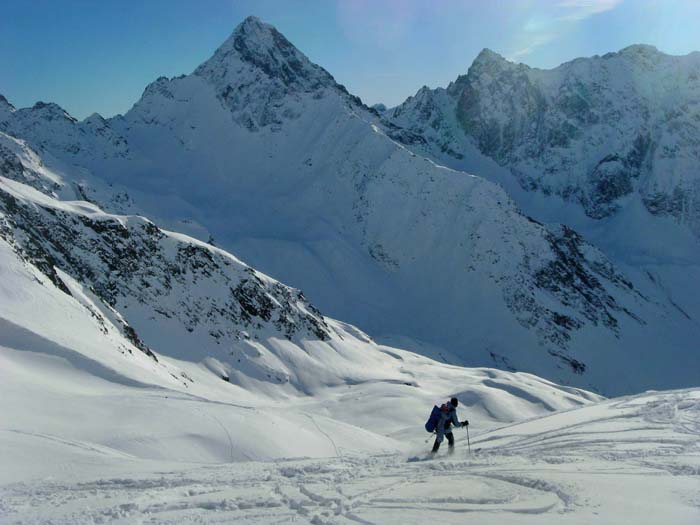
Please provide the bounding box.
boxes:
[389,46,700,231]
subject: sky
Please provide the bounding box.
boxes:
[2,0,700,120]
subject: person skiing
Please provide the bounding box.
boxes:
[431,397,468,454]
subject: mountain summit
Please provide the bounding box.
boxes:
[184,16,353,132]
[470,48,509,68]
[196,16,334,90]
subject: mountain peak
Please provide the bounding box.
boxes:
[0,94,14,124]
[464,48,514,79]
[618,43,661,56]
[237,15,266,32]
[29,101,77,123]
[0,94,14,108]
[196,16,334,90]
[231,15,280,48]
[597,44,668,69]
[452,48,512,87]
[83,112,107,126]
[473,48,508,66]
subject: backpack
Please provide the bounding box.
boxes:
[424,403,449,433]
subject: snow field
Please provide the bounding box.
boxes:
[1,388,697,524]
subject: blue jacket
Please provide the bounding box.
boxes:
[436,405,461,436]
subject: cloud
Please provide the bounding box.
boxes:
[557,0,624,21]
[509,0,624,58]
[511,32,561,60]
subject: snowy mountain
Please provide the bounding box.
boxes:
[1,17,699,395]
[0,96,129,163]
[389,45,700,231]
[1,18,699,523]
[1,139,695,521]
[387,47,700,282]
[0,129,601,466]
[2,127,604,397]
[3,178,696,521]
[386,45,700,393]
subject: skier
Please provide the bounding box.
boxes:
[431,397,468,454]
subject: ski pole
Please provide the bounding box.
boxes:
[466,425,471,454]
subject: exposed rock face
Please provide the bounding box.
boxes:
[390,46,700,232]
[0,192,329,342]
[0,97,130,162]
[188,16,361,131]
[0,136,332,390]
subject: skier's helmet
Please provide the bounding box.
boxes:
[450,397,459,407]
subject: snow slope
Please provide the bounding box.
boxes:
[0,186,693,521]
[2,353,697,525]
[388,47,700,351]
[0,127,599,469]
[0,131,612,522]
[1,18,698,394]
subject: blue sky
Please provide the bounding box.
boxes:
[2,0,700,119]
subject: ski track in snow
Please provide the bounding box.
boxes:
[2,390,698,525]
[0,456,575,524]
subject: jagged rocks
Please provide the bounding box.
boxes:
[0,152,332,367]
[389,46,700,235]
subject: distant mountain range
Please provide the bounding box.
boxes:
[2,16,699,395]
[389,44,700,230]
